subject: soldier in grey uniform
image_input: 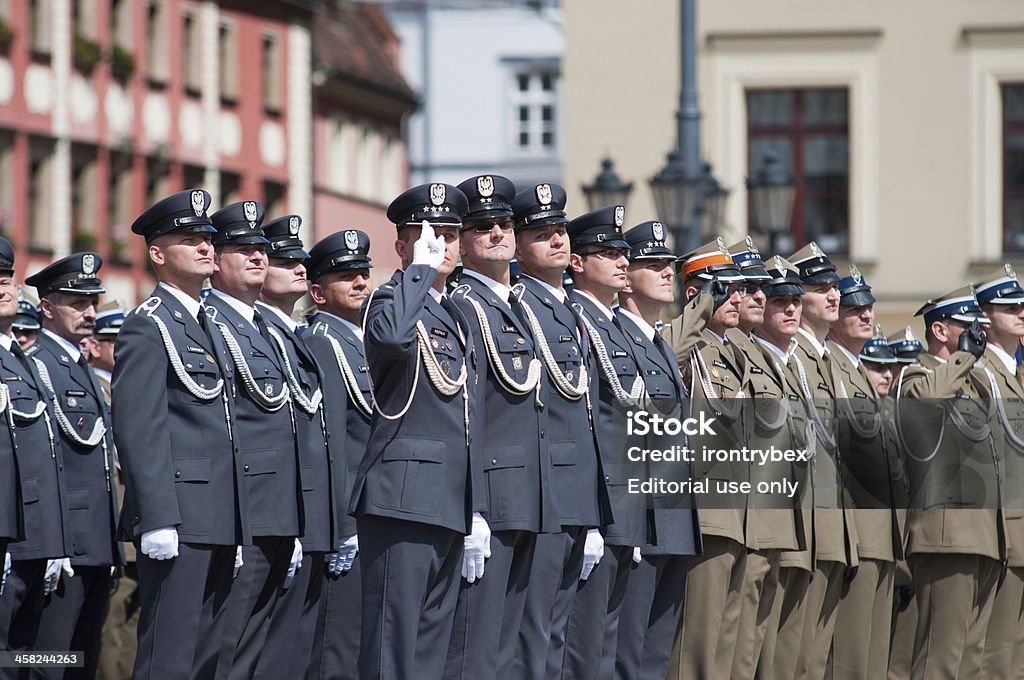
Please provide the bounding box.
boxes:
[897,286,999,680]
[11,298,41,351]
[112,189,243,680]
[828,266,904,680]
[305,229,375,680]
[26,252,121,677]
[204,200,304,680]
[506,183,611,680]
[252,214,344,679]
[972,266,1024,680]
[443,175,561,679]
[0,237,25,609]
[614,220,700,680]
[354,183,479,680]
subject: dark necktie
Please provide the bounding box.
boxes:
[253,309,276,348]
[77,354,103,402]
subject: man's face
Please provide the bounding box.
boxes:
[833,303,875,343]
[984,303,1024,339]
[14,329,38,350]
[515,223,570,275]
[263,256,308,301]
[460,218,516,269]
[213,243,268,293]
[93,333,116,371]
[311,268,373,318]
[864,361,894,397]
[569,246,629,293]
[625,259,675,304]
[739,282,766,328]
[762,295,803,339]
[150,232,216,278]
[801,281,840,326]
[0,271,17,324]
[42,292,98,342]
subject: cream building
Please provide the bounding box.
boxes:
[563,0,1024,329]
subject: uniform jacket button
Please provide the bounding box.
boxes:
[174,470,181,478]
[412,274,421,282]
[244,464,250,472]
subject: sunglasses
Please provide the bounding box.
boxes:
[580,247,631,261]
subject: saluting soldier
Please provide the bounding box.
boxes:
[559,204,644,679]
[304,229,375,680]
[12,298,41,350]
[614,220,701,680]
[972,266,1024,680]
[828,266,904,680]
[443,175,561,679]
[354,183,479,680]
[111,189,242,680]
[25,252,121,676]
[204,200,304,680]
[896,286,1000,680]
[666,238,751,680]
[251,214,344,679]
[723,245,807,680]
[506,183,611,680]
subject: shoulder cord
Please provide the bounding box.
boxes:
[213,320,290,412]
[265,326,323,415]
[461,294,543,407]
[312,322,372,418]
[791,354,837,451]
[517,297,588,400]
[33,358,107,448]
[835,376,882,438]
[690,345,744,420]
[893,366,945,462]
[139,297,224,402]
[749,336,792,431]
[577,312,644,408]
[984,367,1024,452]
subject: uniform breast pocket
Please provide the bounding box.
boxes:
[178,355,222,402]
[372,437,445,516]
[173,458,211,535]
[484,445,527,520]
[495,334,532,381]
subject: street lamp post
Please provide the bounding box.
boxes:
[746,151,797,255]
[582,158,634,211]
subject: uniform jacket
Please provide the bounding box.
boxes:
[113,286,248,546]
[449,274,560,534]
[617,309,700,556]
[828,340,904,562]
[30,332,119,567]
[304,312,370,539]
[727,329,806,553]
[351,265,480,534]
[0,344,72,560]
[205,293,302,539]
[258,302,342,553]
[0,351,21,543]
[513,275,611,529]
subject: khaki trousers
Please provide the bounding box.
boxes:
[831,558,895,680]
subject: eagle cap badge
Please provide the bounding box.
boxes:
[243,201,258,227]
[344,230,359,251]
[288,216,300,236]
[82,254,95,275]
[614,206,624,227]
[849,263,863,285]
[429,183,446,206]
[810,241,824,258]
[536,183,552,206]
[477,176,494,197]
[652,222,665,241]
[191,190,205,217]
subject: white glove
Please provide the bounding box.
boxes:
[462,513,492,584]
[411,220,446,270]
[2,551,10,595]
[580,528,605,581]
[326,534,359,576]
[632,547,642,564]
[44,558,74,595]
[140,526,179,561]
[233,546,244,579]
[283,539,303,589]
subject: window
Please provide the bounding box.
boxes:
[182,12,200,93]
[327,116,354,193]
[28,138,55,252]
[0,132,13,240]
[218,21,238,102]
[262,32,282,112]
[747,88,850,254]
[263,181,286,219]
[111,0,132,48]
[220,172,241,207]
[71,146,97,251]
[73,0,96,39]
[1004,84,1024,252]
[146,2,168,83]
[511,69,558,156]
[29,0,52,54]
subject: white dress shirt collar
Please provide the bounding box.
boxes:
[462,269,512,308]
[158,282,203,320]
[42,328,82,363]
[520,274,566,303]
[209,288,257,327]
[798,327,828,357]
[617,308,656,341]
[255,301,298,332]
[988,343,1018,376]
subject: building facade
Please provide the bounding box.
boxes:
[561,0,1024,327]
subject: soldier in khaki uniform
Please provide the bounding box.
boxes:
[666,239,753,680]
[726,253,808,680]
[897,286,1001,680]
[779,242,858,680]
[828,267,904,680]
[973,266,1024,680]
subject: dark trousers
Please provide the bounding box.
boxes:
[357,515,463,680]
[97,564,140,680]
[252,552,325,679]
[444,530,536,679]
[1,559,46,679]
[309,553,362,680]
[614,554,689,680]
[133,543,236,680]
[213,536,292,680]
[32,564,112,680]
